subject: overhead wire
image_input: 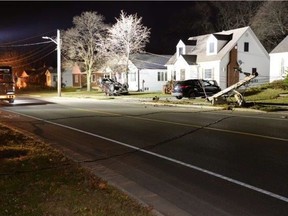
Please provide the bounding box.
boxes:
[0,43,56,64]
[0,29,56,46]
[13,49,57,69]
[0,31,58,68]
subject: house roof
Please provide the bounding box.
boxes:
[270,35,288,54]
[181,55,197,65]
[213,33,233,41]
[130,53,172,69]
[19,66,54,77]
[188,26,249,62]
[166,26,269,65]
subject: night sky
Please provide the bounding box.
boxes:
[0,1,204,54]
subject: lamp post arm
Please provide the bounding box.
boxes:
[42,36,57,44]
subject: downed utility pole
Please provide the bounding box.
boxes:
[207,67,258,106]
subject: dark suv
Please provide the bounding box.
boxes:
[171,79,221,99]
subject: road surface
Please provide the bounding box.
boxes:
[1,96,287,216]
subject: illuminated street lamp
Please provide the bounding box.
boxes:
[42,29,61,97]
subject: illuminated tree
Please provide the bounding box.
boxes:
[62,11,109,91]
[106,10,150,83]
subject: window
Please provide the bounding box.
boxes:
[209,42,214,53]
[178,47,183,56]
[204,69,212,79]
[74,75,79,83]
[172,70,176,80]
[180,69,185,81]
[130,72,136,82]
[157,71,167,81]
[244,42,249,52]
[92,74,97,82]
[281,58,287,78]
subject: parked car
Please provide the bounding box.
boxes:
[171,79,221,99]
[100,78,129,96]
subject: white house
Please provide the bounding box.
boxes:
[127,53,172,91]
[166,26,270,89]
[45,68,73,88]
[103,53,172,92]
[269,35,288,82]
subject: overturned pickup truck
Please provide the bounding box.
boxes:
[100,78,129,96]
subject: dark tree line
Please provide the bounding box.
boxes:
[165,1,288,53]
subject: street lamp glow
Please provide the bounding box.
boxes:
[42,30,61,97]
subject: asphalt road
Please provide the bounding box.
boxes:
[1,96,288,216]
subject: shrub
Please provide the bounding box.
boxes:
[268,79,288,90]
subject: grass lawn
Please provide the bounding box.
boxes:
[0,124,155,216]
[15,81,288,111]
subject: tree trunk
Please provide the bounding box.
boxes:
[87,71,91,92]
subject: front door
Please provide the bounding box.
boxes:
[180,69,185,81]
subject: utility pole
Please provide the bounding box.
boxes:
[42,29,61,97]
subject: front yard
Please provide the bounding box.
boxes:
[15,78,288,111]
[0,124,155,216]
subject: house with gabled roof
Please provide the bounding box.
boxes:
[269,35,288,82]
[127,53,172,91]
[16,65,73,89]
[166,26,270,89]
[102,53,172,92]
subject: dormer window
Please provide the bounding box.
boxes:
[209,42,215,53]
[206,35,217,55]
[176,40,186,57]
[179,47,183,55]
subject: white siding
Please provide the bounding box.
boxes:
[270,52,288,82]
[198,61,222,86]
[237,31,269,86]
[220,54,230,89]
[62,70,73,87]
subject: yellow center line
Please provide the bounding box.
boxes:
[72,107,288,142]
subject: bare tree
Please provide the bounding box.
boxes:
[61,11,108,91]
[106,10,150,83]
[169,2,216,37]
[251,1,288,52]
[212,1,262,31]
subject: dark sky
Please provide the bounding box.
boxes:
[0,1,201,54]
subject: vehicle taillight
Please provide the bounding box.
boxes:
[180,85,189,89]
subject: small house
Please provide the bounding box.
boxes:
[269,35,288,82]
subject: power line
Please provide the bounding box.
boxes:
[0,41,53,48]
[13,49,56,69]
[0,43,56,63]
[0,30,57,45]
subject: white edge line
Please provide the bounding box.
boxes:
[9,111,288,203]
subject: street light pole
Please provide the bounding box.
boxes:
[56,29,61,97]
[42,29,61,97]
